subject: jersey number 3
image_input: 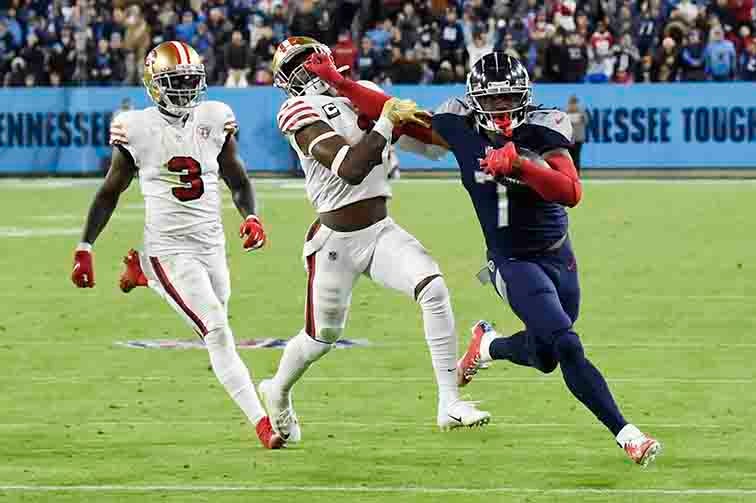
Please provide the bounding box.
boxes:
[167,156,204,202]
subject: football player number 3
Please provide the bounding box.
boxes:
[167,156,204,201]
[497,184,509,228]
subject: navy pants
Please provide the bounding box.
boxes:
[489,239,580,373]
[488,238,627,435]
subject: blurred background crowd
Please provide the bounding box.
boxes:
[0,0,755,88]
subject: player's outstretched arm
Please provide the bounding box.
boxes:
[304,54,447,149]
[71,146,136,288]
[294,98,422,185]
[218,134,266,251]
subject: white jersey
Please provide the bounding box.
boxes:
[277,94,392,213]
[110,101,238,256]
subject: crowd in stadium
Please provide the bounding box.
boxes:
[0,0,755,87]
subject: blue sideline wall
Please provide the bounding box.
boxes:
[0,83,754,174]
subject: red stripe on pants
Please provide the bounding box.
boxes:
[304,219,320,339]
[150,257,208,337]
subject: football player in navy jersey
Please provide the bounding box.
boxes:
[304,51,661,466]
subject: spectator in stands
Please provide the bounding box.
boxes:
[357,36,381,81]
[175,11,198,44]
[439,7,465,65]
[653,36,680,81]
[566,95,588,173]
[636,4,663,56]
[4,57,27,87]
[269,2,289,44]
[397,3,421,50]
[20,33,45,85]
[414,25,441,69]
[705,25,737,80]
[389,47,423,83]
[467,27,495,67]
[741,37,756,79]
[252,26,276,69]
[612,5,634,37]
[332,30,358,77]
[290,0,323,41]
[366,19,393,52]
[613,34,639,83]
[90,38,115,85]
[207,7,234,49]
[564,31,588,82]
[124,5,150,74]
[434,59,456,83]
[225,30,251,87]
[679,29,708,81]
[543,32,565,82]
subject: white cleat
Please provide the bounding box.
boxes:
[259,379,302,443]
[437,400,491,431]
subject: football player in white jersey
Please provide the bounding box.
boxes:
[258,36,490,442]
[70,41,283,449]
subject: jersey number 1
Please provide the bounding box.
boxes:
[167,156,204,201]
[497,184,509,228]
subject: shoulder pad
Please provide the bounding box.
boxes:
[277,96,328,134]
[434,97,472,116]
[526,109,572,143]
[109,110,140,146]
[199,100,238,135]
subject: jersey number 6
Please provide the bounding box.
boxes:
[167,156,204,202]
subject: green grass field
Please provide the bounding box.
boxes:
[1,178,755,503]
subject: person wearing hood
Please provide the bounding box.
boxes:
[679,29,707,81]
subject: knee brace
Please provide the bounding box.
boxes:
[313,283,349,344]
[554,331,585,365]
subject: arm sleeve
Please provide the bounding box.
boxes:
[518,151,582,207]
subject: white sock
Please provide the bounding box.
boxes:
[205,326,266,425]
[479,330,501,364]
[616,423,643,446]
[417,277,459,407]
[271,330,332,402]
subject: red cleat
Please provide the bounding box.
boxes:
[256,416,285,449]
[119,249,148,293]
[456,320,493,387]
[624,434,662,467]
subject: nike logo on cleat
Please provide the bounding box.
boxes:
[448,415,463,423]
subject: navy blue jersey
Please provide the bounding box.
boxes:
[432,98,572,258]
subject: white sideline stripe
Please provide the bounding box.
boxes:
[0,227,81,237]
[0,420,723,429]
[1,485,756,496]
[3,178,756,190]
[13,375,755,384]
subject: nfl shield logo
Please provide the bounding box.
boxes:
[197,124,212,139]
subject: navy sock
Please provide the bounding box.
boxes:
[488,331,533,367]
[555,333,627,436]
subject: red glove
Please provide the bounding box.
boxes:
[240,215,266,251]
[71,245,95,288]
[304,53,345,87]
[479,142,518,178]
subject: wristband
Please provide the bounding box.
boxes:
[372,116,394,142]
[77,242,92,252]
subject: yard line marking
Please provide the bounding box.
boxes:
[10,375,755,385]
[1,485,756,496]
[4,178,756,190]
[0,227,81,238]
[0,420,724,429]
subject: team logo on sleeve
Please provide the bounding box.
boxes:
[197,124,212,139]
